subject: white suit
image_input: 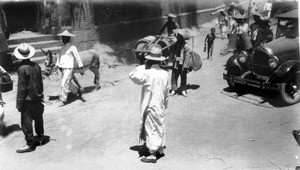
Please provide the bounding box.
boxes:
[129,65,169,153]
[56,43,83,102]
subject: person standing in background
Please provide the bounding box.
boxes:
[217,10,227,38]
[263,1,273,19]
[158,13,180,36]
[251,2,258,14]
[170,29,193,97]
[0,4,9,69]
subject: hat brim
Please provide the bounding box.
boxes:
[57,31,76,37]
[145,55,166,61]
[13,45,35,60]
[167,14,176,18]
[173,29,193,40]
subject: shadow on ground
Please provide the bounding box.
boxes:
[130,143,165,160]
[34,135,51,146]
[222,86,293,108]
[130,143,150,158]
[186,84,200,90]
[0,120,21,137]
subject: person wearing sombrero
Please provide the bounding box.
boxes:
[158,13,180,36]
[227,2,237,17]
[55,30,84,107]
[170,28,193,97]
[129,46,169,163]
[234,14,252,50]
[14,43,45,153]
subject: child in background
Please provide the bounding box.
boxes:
[204,27,216,60]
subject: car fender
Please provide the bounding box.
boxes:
[275,60,300,78]
[268,60,300,83]
[225,53,246,76]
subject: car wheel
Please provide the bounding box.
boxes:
[279,74,300,105]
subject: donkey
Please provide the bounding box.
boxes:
[43,49,100,90]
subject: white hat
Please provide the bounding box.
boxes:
[145,46,166,61]
[13,43,35,60]
[167,13,176,18]
[173,28,193,40]
[57,30,76,37]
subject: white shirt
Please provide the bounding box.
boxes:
[264,3,272,11]
[56,43,83,69]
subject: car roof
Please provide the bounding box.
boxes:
[276,9,298,19]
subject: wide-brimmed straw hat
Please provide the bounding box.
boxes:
[173,28,193,40]
[167,13,176,18]
[145,46,166,61]
[13,43,35,60]
[57,30,76,37]
[234,14,247,19]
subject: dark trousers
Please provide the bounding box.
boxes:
[171,64,188,91]
[21,101,44,146]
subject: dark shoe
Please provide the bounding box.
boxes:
[77,88,82,99]
[141,156,157,163]
[16,145,35,153]
[156,152,165,159]
[37,136,44,146]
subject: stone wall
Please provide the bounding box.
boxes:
[58,0,225,50]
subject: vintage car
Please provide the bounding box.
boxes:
[223,9,299,105]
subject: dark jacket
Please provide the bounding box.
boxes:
[158,20,180,35]
[17,59,44,111]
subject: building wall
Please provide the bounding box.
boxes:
[56,0,226,50]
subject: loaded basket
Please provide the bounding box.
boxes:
[132,35,177,68]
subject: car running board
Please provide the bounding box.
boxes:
[221,91,274,108]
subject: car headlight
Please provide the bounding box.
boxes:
[268,56,279,69]
[238,51,248,63]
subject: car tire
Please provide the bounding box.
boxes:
[278,74,300,105]
[226,67,244,92]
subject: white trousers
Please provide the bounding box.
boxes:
[60,68,78,102]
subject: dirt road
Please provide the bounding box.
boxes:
[1,18,300,170]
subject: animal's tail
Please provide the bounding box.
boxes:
[91,49,100,69]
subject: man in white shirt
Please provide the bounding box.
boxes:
[55,30,84,107]
[263,1,272,19]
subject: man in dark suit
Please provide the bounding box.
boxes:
[14,43,45,153]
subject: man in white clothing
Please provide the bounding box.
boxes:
[263,1,272,19]
[129,46,169,163]
[55,30,84,107]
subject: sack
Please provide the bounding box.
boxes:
[188,51,202,71]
